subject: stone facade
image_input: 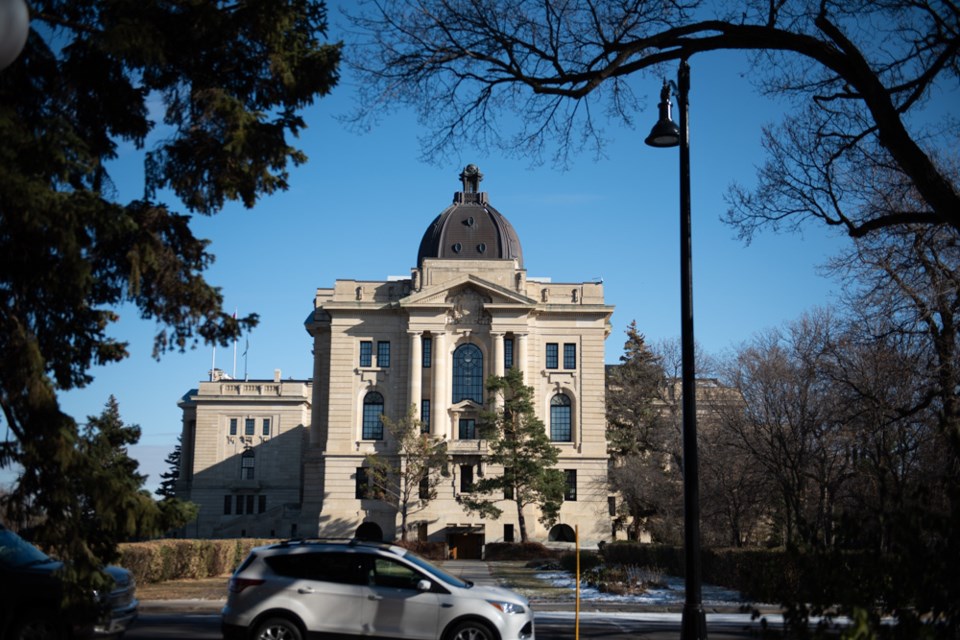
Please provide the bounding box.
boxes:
[177,166,615,552]
[176,370,312,538]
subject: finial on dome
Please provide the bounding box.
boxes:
[460,164,483,194]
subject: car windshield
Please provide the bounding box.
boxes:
[0,526,54,568]
[399,550,471,588]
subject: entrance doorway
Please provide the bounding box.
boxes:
[447,532,483,559]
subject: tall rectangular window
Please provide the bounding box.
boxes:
[422,337,432,368]
[608,496,617,516]
[458,418,476,440]
[236,495,245,514]
[377,341,391,367]
[419,477,430,500]
[359,341,373,367]
[258,495,267,514]
[224,495,232,515]
[261,418,271,436]
[244,418,255,436]
[356,467,369,499]
[420,400,431,434]
[545,343,559,369]
[504,337,514,369]
[564,469,577,501]
[362,392,384,440]
[460,465,474,493]
[563,343,577,369]
[229,418,238,436]
[241,450,255,479]
[504,524,515,542]
[503,467,514,500]
[246,495,255,514]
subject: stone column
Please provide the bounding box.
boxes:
[431,331,447,437]
[491,332,505,410]
[408,331,422,417]
[491,332,505,378]
[516,333,529,375]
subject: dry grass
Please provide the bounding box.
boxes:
[136,575,230,601]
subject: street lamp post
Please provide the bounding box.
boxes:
[645,59,707,640]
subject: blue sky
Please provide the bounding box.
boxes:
[12,13,947,493]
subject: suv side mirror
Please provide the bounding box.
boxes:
[417,579,432,592]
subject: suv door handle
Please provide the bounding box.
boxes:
[368,594,383,601]
[297,587,316,594]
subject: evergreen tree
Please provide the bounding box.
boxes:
[606,321,665,456]
[10,396,196,609]
[364,407,449,541]
[155,435,182,499]
[0,0,338,607]
[459,368,565,542]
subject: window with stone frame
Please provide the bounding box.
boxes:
[241,448,255,479]
[564,469,577,501]
[563,343,577,369]
[550,393,572,441]
[452,343,483,403]
[545,342,559,369]
[362,391,384,440]
[377,340,391,367]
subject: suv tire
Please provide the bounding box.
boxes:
[446,619,497,640]
[253,616,304,640]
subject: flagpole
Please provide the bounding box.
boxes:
[232,308,238,379]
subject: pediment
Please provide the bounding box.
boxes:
[401,274,535,308]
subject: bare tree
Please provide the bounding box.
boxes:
[718,311,854,547]
[346,0,959,235]
[365,407,450,541]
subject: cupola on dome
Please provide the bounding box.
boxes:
[416,165,524,268]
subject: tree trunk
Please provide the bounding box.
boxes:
[516,501,528,542]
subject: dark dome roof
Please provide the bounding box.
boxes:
[417,165,524,268]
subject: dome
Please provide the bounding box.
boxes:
[417,165,524,268]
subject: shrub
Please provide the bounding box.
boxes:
[394,539,447,561]
[119,538,277,584]
[557,550,601,573]
[484,542,559,561]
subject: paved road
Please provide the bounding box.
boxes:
[129,560,787,638]
[127,609,781,639]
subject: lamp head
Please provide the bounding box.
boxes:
[645,80,680,148]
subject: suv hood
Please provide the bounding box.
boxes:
[464,584,529,606]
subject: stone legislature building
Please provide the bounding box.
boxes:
[176,165,615,557]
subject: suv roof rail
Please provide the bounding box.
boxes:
[272,537,403,554]
[275,536,355,546]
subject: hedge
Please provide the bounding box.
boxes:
[118,538,277,585]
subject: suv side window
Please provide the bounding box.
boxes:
[266,551,366,585]
[369,557,422,590]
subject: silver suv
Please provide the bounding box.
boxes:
[222,539,534,640]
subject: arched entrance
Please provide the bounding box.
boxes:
[548,524,576,542]
[355,522,383,542]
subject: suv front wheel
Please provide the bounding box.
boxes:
[446,619,497,640]
[253,616,304,640]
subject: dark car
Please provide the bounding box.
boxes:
[0,524,138,640]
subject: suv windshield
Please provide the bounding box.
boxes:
[400,550,470,589]
[0,526,54,568]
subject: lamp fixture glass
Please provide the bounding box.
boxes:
[645,80,680,148]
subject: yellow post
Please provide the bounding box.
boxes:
[575,524,580,640]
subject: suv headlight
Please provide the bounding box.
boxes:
[487,600,525,614]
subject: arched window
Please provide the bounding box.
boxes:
[362,391,384,440]
[241,448,255,479]
[550,393,572,442]
[452,344,483,404]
